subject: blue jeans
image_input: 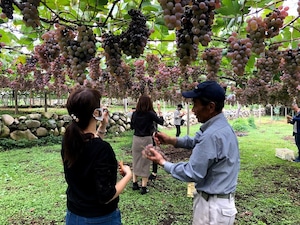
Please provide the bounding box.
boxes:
[65,209,121,225]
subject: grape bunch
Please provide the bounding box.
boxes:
[146,54,160,77]
[20,0,41,28]
[102,33,123,77]
[227,33,252,76]
[298,0,300,16]
[34,30,60,69]
[55,25,96,84]
[264,7,288,38]
[54,24,76,59]
[190,0,216,46]
[1,0,13,19]
[158,0,188,29]
[201,47,222,80]
[281,48,300,75]
[51,57,68,96]
[246,16,266,55]
[25,56,38,68]
[155,64,171,90]
[119,9,151,58]
[170,66,181,83]
[88,57,102,81]
[176,1,217,66]
[176,7,198,66]
[32,69,50,91]
[255,44,282,83]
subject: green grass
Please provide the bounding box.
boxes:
[0,116,300,224]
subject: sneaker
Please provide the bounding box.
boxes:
[141,187,149,195]
[148,173,157,181]
[132,182,140,190]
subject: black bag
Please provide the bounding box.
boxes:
[180,119,185,126]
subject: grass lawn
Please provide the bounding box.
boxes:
[0,116,300,224]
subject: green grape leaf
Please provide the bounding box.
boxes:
[216,0,244,16]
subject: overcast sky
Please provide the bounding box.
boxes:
[283,0,298,16]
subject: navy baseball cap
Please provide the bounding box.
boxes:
[182,81,226,102]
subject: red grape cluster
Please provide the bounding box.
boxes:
[146,54,160,77]
[281,48,300,75]
[102,33,124,77]
[158,0,188,29]
[34,30,60,69]
[130,59,148,95]
[264,7,288,38]
[255,44,282,83]
[51,57,68,96]
[54,24,75,58]
[201,47,222,80]
[88,57,102,81]
[119,9,151,58]
[155,63,171,90]
[20,0,41,28]
[25,56,38,68]
[32,69,50,91]
[227,33,252,76]
[183,66,204,82]
[170,66,181,83]
[246,16,266,55]
[1,0,13,19]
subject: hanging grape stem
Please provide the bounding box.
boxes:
[102,0,121,28]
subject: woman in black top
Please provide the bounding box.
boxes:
[130,95,164,194]
[62,87,132,225]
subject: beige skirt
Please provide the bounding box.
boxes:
[132,135,152,177]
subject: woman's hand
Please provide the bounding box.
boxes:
[119,161,132,177]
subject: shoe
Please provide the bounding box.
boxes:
[132,182,140,190]
[141,187,149,195]
[148,173,157,181]
[293,158,300,162]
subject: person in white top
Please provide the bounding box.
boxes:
[174,104,185,137]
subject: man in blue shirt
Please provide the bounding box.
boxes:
[144,81,240,225]
[287,103,300,162]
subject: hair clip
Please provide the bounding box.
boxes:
[71,114,79,122]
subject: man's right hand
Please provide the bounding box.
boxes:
[153,131,177,146]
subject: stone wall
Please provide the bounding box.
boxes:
[0,108,265,141]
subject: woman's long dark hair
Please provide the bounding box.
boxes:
[136,95,154,112]
[62,88,101,168]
